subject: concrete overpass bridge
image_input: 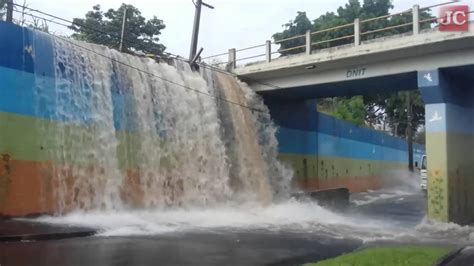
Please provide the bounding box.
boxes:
[204,3,474,225]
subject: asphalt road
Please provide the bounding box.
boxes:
[0,230,362,266]
[0,189,448,266]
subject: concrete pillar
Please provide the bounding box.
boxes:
[227,48,236,71]
[418,69,474,225]
[412,5,420,35]
[265,40,272,63]
[354,18,360,46]
[306,30,312,55]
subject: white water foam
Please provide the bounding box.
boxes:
[352,190,415,206]
[31,199,473,245]
[34,200,387,237]
[28,34,474,247]
[37,36,293,213]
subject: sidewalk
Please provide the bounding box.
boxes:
[0,219,96,242]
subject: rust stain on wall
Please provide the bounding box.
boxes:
[0,154,12,203]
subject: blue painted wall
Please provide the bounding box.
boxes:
[264,98,425,164]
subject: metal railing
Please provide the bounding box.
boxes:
[202,1,464,70]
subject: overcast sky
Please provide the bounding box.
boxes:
[18,0,474,58]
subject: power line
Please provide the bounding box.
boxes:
[10,2,281,89]
[11,4,272,113]
[12,3,283,90]
[12,9,73,28]
[57,34,267,113]
[18,7,424,137]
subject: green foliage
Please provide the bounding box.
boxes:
[364,90,425,136]
[273,0,433,55]
[273,0,432,137]
[0,0,7,20]
[272,11,312,54]
[304,246,451,266]
[332,96,367,126]
[312,12,351,50]
[70,4,166,55]
[385,91,424,136]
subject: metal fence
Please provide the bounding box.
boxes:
[202,1,471,70]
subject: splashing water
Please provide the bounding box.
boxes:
[31,198,474,245]
[30,37,474,245]
[38,37,292,214]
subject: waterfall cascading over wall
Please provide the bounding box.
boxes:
[0,22,292,216]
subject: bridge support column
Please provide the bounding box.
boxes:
[418,69,474,225]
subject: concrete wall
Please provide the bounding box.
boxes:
[265,98,424,192]
[0,22,156,215]
[0,21,426,216]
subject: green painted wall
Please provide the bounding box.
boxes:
[0,111,179,171]
[279,152,406,191]
[426,132,474,224]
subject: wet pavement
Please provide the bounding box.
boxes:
[349,189,427,227]
[0,189,468,266]
[0,219,95,242]
[0,230,361,266]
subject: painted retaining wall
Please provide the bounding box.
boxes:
[0,21,424,216]
[264,98,425,192]
[0,22,190,215]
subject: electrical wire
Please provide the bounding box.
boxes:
[12,6,421,130]
[10,4,273,113]
[10,2,281,89]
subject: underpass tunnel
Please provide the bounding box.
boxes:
[257,64,474,225]
[262,95,425,195]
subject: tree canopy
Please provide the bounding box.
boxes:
[70,4,166,55]
[273,0,432,55]
[272,0,433,138]
[0,0,7,21]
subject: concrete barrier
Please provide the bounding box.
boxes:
[0,219,96,242]
[291,187,350,209]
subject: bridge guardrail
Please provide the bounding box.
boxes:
[202,1,470,70]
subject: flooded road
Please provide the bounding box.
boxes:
[1,189,472,266]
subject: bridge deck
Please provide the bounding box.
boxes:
[235,22,474,98]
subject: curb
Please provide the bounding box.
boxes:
[0,230,96,242]
[435,247,465,266]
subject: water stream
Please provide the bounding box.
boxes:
[41,37,291,213]
[30,37,474,245]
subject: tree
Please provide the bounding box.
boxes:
[70,4,166,55]
[332,96,367,126]
[386,91,425,136]
[0,0,7,21]
[272,12,312,55]
[273,0,433,138]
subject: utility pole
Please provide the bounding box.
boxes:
[6,0,13,23]
[189,0,214,61]
[119,8,128,52]
[407,91,414,172]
